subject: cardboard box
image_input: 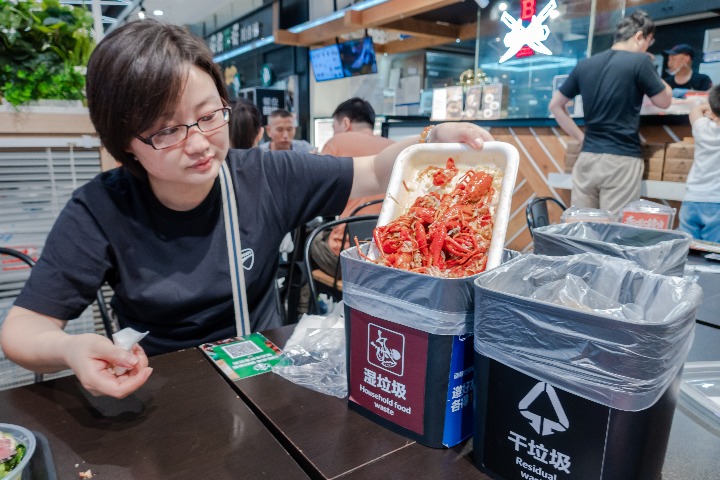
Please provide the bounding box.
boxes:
[663,157,694,175]
[642,142,665,159]
[665,142,695,159]
[565,139,582,155]
[564,152,579,173]
[644,171,662,181]
[645,156,664,174]
[663,173,688,183]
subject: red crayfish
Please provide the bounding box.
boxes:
[359,157,495,278]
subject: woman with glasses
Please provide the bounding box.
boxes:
[0,19,492,399]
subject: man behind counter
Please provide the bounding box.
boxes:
[664,44,713,97]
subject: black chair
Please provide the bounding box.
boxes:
[348,198,384,217]
[303,214,379,315]
[526,197,567,234]
[330,198,384,286]
[0,247,115,339]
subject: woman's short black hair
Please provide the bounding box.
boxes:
[229,98,263,149]
[614,10,655,43]
[86,19,228,178]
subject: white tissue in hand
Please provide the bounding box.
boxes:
[111,327,149,375]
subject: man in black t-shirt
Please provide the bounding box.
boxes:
[549,10,672,213]
[663,44,712,96]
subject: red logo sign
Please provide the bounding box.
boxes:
[621,211,672,230]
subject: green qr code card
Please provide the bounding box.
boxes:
[200,333,283,380]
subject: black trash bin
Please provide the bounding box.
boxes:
[472,253,702,480]
[532,222,691,276]
[341,244,478,448]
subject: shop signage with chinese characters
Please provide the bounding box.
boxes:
[499,0,557,63]
[208,21,264,55]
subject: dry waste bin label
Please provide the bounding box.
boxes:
[349,310,428,434]
[483,361,610,480]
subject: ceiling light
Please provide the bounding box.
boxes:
[138,8,146,19]
[498,2,508,12]
[153,10,163,16]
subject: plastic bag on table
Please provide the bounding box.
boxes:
[272,302,347,398]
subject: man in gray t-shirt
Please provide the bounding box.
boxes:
[259,108,317,153]
[549,10,671,212]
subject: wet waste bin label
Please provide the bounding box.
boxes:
[349,310,428,434]
[483,360,609,480]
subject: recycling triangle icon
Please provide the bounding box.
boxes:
[518,382,570,436]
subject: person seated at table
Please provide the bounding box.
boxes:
[0,19,493,399]
[310,97,395,277]
[229,98,264,149]
[259,109,316,153]
[229,97,295,283]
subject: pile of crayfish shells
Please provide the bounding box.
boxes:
[359,157,495,278]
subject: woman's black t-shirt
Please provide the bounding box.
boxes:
[15,148,353,355]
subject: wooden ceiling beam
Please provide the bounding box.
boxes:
[273,0,464,47]
[382,18,459,40]
[375,20,477,55]
[375,36,455,55]
[295,15,363,46]
[356,0,463,26]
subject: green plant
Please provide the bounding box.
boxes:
[0,0,95,106]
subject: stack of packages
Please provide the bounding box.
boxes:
[642,141,666,180]
[563,139,582,173]
[663,138,695,183]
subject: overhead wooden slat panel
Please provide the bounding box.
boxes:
[273,0,465,48]
[381,17,458,39]
[355,0,461,26]
[376,20,476,54]
[376,35,460,55]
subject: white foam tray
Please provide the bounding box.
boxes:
[377,141,519,272]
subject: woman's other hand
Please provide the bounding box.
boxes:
[63,334,153,398]
[432,122,494,149]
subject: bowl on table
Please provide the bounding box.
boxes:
[0,424,35,480]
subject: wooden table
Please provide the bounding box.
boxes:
[231,326,489,480]
[228,325,720,480]
[0,348,308,479]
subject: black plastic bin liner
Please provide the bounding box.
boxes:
[532,222,691,276]
[473,253,702,411]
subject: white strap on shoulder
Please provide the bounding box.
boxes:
[218,162,252,336]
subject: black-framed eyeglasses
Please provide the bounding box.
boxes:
[135,107,232,150]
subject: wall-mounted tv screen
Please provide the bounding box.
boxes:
[309,44,344,82]
[339,36,378,77]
